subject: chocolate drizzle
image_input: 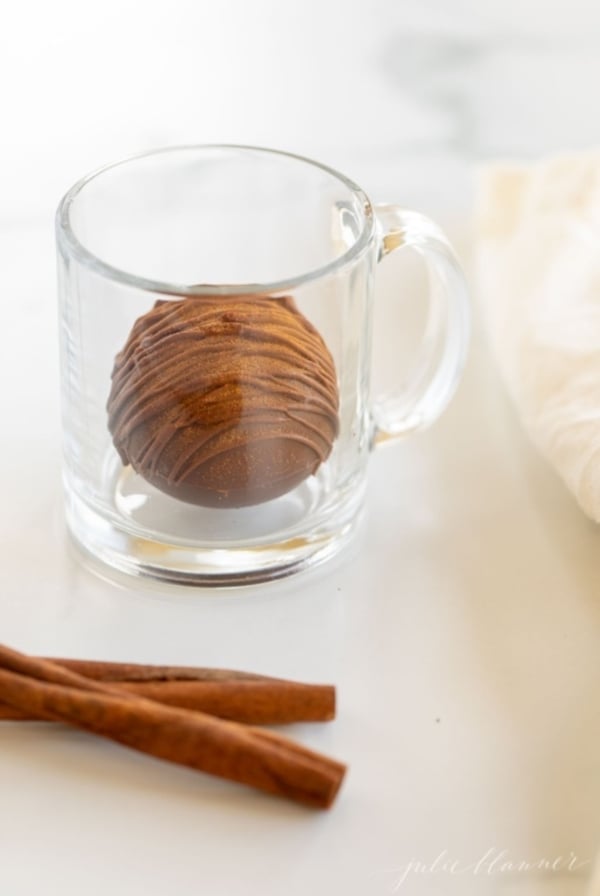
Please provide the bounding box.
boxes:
[107,296,339,507]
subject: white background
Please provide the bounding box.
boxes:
[1,2,600,895]
[3,0,600,221]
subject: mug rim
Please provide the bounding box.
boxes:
[55,143,376,296]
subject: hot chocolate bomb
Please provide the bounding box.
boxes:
[107,296,339,507]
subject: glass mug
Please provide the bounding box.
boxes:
[56,145,469,585]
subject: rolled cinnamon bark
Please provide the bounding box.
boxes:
[0,657,335,724]
[0,644,345,809]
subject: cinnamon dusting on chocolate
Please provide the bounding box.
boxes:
[107,296,339,507]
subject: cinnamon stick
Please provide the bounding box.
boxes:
[0,657,335,724]
[0,644,345,809]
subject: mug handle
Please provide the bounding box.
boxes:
[370,204,470,445]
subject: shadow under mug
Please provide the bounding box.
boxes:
[56,145,469,586]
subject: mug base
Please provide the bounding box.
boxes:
[63,479,365,587]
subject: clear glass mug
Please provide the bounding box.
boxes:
[56,145,469,586]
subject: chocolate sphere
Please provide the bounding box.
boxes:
[107,296,339,507]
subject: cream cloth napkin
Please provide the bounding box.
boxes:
[475,151,600,522]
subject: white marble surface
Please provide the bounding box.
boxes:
[1,1,600,894]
